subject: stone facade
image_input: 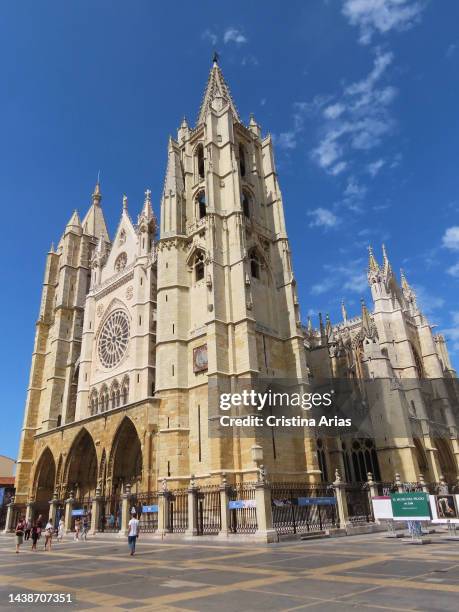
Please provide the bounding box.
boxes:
[13,60,459,516]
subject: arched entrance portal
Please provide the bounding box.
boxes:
[65,429,98,499]
[33,448,56,520]
[109,417,143,496]
[434,438,456,484]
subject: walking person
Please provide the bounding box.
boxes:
[57,517,65,542]
[44,518,53,551]
[74,517,81,541]
[31,516,42,551]
[81,515,89,541]
[127,513,140,556]
[24,518,31,541]
[15,516,25,554]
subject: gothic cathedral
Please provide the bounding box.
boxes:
[14,59,459,520]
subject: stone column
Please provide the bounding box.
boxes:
[333,469,350,529]
[90,486,102,535]
[395,473,404,493]
[119,484,131,537]
[218,473,230,537]
[185,476,198,537]
[49,489,59,524]
[419,473,429,494]
[157,479,170,536]
[25,502,34,523]
[64,491,74,533]
[2,499,16,533]
[254,467,277,543]
[367,472,379,524]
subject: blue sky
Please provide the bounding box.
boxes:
[1,0,459,458]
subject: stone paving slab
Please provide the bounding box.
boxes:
[0,533,459,611]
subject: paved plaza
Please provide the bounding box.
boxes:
[0,532,458,611]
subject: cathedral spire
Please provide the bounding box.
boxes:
[163,138,185,194]
[382,243,391,274]
[341,299,348,323]
[82,181,109,241]
[368,245,379,272]
[400,268,410,291]
[92,178,102,206]
[65,209,82,233]
[197,58,241,125]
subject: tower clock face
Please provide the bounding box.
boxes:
[98,310,130,368]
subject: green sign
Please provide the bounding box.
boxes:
[390,492,431,520]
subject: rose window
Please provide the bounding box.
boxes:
[115,252,127,272]
[98,310,130,368]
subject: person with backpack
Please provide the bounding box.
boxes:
[127,513,140,556]
[15,516,25,554]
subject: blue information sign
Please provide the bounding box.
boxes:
[71,509,85,517]
[228,499,256,510]
[142,504,158,513]
[297,497,336,506]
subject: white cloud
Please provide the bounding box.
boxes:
[241,55,259,67]
[260,98,267,106]
[311,278,336,295]
[310,258,369,296]
[201,29,218,45]
[223,28,247,44]
[447,262,459,277]
[367,158,385,176]
[311,49,396,174]
[323,103,346,120]
[342,0,425,45]
[329,161,348,175]
[344,177,367,198]
[275,131,297,150]
[308,207,340,228]
[442,226,459,250]
[344,272,368,293]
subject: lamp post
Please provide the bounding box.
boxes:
[251,444,264,482]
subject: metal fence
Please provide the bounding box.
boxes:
[168,489,188,533]
[196,485,221,535]
[271,482,338,535]
[98,494,121,532]
[345,484,373,524]
[131,492,159,533]
[228,482,257,534]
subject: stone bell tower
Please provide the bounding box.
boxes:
[155,58,313,483]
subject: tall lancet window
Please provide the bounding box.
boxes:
[193,250,205,282]
[249,249,260,279]
[242,190,251,218]
[197,190,207,219]
[239,144,246,177]
[196,144,204,180]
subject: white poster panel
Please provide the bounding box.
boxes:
[430,494,459,524]
[371,496,393,520]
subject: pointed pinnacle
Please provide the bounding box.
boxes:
[368,245,379,272]
[341,299,348,322]
[122,195,128,211]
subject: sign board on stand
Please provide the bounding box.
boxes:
[390,493,431,521]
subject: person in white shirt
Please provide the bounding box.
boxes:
[127,514,140,556]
